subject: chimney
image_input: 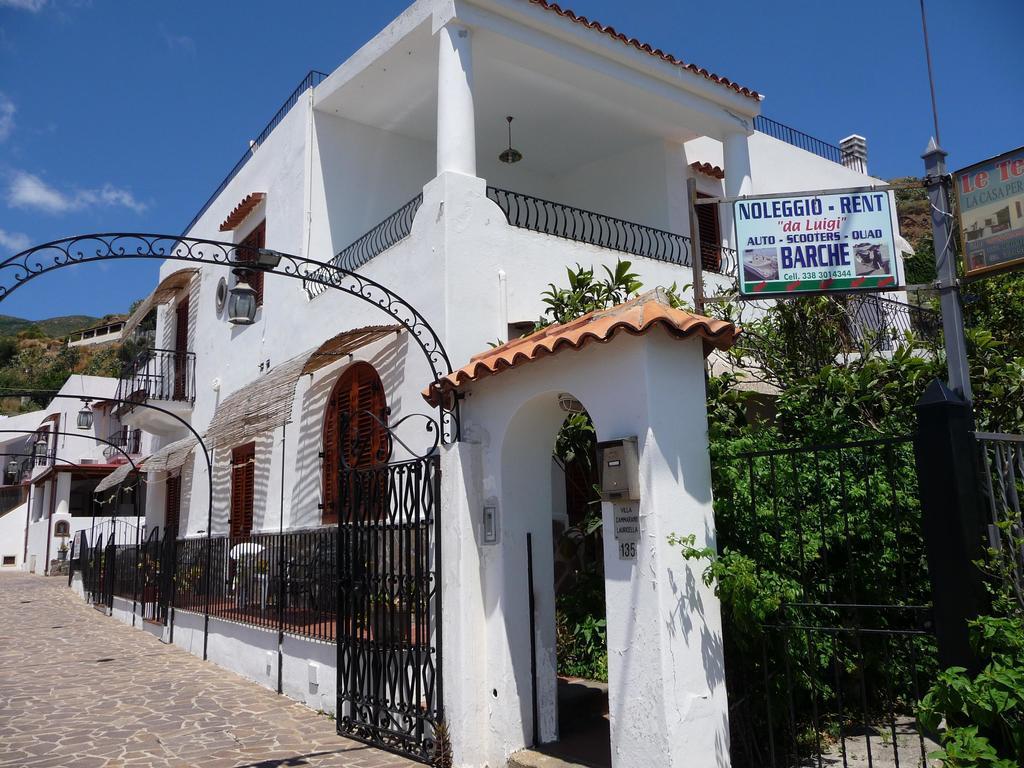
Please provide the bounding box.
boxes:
[840,134,868,175]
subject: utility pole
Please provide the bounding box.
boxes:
[923,140,972,402]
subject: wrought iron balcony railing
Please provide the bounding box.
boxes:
[304,193,423,299]
[843,294,941,352]
[103,427,142,461]
[486,186,738,276]
[116,348,196,407]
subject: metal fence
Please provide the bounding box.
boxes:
[73,523,175,623]
[714,437,938,768]
[486,186,740,275]
[173,527,337,643]
[976,432,1024,608]
[304,193,423,298]
[116,348,197,405]
[754,115,846,167]
[844,293,942,351]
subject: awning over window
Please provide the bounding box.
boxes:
[204,325,400,450]
[145,435,200,473]
[220,192,266,232]
[121,268,199,338]
[93,462,140,494]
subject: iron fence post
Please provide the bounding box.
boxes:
[914,378,988,673]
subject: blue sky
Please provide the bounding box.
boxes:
[0,0,1020,320]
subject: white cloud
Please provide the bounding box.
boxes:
[7,171,147,214]
[0,228,30,251]
[0,94,14,141]
[161,27,196,56]
[0,0,47,10]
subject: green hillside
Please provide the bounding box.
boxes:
[0,314,103,338]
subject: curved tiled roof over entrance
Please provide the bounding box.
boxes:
[527,0,761,101]
[424,288,740,406]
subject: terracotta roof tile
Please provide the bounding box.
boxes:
[219,192,265,232]
[528,0,761,101]
[690,161,725,180]
[424,288,740,406]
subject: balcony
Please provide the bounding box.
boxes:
[486,187,739,278]
[103,427,142,463]
[115,348,196,436]
[843,294,941,353]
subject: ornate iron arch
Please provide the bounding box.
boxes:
[1,233,458,442]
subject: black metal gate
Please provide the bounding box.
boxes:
[336,454,443,763]
[714,436,940,767]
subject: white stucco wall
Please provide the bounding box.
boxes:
[0,501,28,569]
[445,327,727,768]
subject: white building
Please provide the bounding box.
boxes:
[85,1,903,766]
[0,376,145,575]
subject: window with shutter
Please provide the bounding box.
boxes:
[230,442,256,537]
[238,221,266,307]
[321,362,389,525]
[173,297,190,401]
[165,474,181,540]
[696,192,722,271]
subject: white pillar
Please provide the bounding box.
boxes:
[722,130,753,252]
[596,332,730,767]
[436,22,476,177]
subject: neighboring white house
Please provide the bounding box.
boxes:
[0,409,45,570]
[76,1,910,766]
[66,318,126,348]
[2,375,146,575]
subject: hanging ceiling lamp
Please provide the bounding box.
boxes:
[499,115,523,164]
[33,436,48,460]
[228,270,258,326]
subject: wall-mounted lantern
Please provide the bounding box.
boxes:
[228,270,258,326]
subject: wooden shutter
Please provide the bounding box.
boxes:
[173,297,190,401]
[239,222,266,307]
[696,192,721,271]
[165,474,181,540]
[230,443,256,537]
[322,362,389,525]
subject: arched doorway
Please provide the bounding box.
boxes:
[321,361,390,525]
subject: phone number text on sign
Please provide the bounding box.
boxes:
[734,191,900,297]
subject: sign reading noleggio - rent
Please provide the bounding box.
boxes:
[735,190,899,297]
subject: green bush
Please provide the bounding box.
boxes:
[918,616,1024,767]
[555,564,608,682]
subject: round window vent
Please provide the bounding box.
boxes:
[215,276,228,314]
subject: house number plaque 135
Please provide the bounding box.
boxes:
[613,503,640,561]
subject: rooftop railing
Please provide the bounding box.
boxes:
[753,115,847,166]
[183,70,328,235]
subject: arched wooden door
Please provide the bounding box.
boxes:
[321,362,389,525]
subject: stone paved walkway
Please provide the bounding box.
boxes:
[0,572,418,768]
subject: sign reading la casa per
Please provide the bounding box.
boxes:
[735,190,899,297]
[955,145,1024,279]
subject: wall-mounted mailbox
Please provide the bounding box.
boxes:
[597,436,640,501]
